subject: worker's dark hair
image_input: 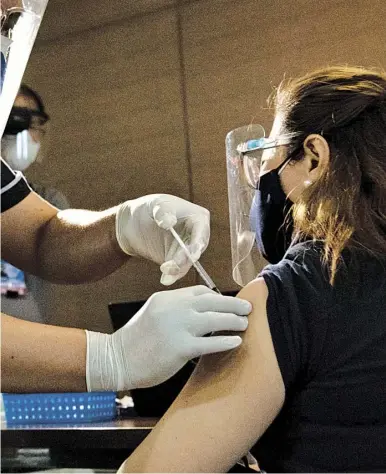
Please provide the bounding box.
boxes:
[19,83,46,115]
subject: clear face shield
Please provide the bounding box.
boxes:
[225,124,295,287]
[0,0,49,138]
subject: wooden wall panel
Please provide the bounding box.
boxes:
[37,0,176,42]
[17,0,386,330]
[23,9,195,331]
[181,0,386,290]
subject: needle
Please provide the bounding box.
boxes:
[170,227,221,294]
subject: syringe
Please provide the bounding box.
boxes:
[170,227,221,294]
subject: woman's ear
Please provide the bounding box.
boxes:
[303,134,330,181]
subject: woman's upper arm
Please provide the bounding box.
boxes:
[1,192,58,273]
[119,278,285,473]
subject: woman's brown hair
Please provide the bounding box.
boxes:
[275,66,386,282]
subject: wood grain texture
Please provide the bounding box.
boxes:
[36,0,177,43]
[21,0,386,329]
[24,9,195,331]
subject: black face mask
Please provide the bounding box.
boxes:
[249,164,294,264]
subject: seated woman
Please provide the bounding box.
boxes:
[119,66,386,473]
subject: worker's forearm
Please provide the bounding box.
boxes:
[37,207,129,283]
[1,314,87,393]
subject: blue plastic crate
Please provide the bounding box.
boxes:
[2,392,117,425]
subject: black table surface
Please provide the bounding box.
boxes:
[1,416,158,450]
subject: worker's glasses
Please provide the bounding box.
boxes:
[4,106,50,136]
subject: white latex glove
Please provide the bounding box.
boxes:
[116,194,210,285]
[86,286,251,391]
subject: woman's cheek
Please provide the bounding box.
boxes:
[280,166,306,202]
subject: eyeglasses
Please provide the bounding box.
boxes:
[237,135,296,189]
[4,106,50,136]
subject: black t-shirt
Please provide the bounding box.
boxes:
[253,242,386,472]
[1,158,31,212]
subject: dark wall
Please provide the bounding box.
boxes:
[23,0,386,331]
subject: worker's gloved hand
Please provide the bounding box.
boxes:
[86,286,251,391]
[116,194,210,285]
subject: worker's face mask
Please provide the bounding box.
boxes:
[2,130,40,171]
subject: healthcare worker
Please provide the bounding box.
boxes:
[1,84,70,323]
[1,0,251,394]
